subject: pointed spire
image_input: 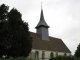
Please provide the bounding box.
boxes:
[41,1,42,9]
[35,3,49,28]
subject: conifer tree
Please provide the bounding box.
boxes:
[0,4,9,58]
[0,4,32,58]
[74,43,80,58]
[8,8,32,58]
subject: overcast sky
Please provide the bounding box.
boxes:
[0,0,80,55]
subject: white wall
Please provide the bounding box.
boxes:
[29,49,71,60]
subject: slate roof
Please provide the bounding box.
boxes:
[35,9,49,28]
[30,32,71,53]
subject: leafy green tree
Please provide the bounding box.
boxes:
[0,4,10,58]
[0,4,9,21]
[74,43,80,58]
[8,8,32,58]
[0,4,32,58]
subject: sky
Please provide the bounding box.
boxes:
[0,0,80,55]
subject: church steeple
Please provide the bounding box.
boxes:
[35,7,49,28]
[35,4,50,41]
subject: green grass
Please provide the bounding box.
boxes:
[0,58,35,60]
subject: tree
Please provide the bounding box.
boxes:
[74,43,80,58]
[0,4,9,21]
[0,4,32,58]
[0,4,10,58]
[8,8,32,58]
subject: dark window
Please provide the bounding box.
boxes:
[64,53,67,56]
[35,51,39,59]
[50,52,54,58]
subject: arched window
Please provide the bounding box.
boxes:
[35,51,39,59]
[42,51,45,60]
[64,53,67,56]
[50,52,54,58]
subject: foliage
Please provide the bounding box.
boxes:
[0,4,9,21]
[74,43,80,58]
[0,58,34,60]
[49,56,75,60]
[0,4,9,58]
[0,4,32,58]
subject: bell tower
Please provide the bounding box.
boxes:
[35,5,50,41]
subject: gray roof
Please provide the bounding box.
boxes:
[35,9,49,28]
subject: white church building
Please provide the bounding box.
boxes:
[29,8,71,60]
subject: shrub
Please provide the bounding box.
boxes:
[0,57,35,60]
[49,56,75,60]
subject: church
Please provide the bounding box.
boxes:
[29,7,71,60]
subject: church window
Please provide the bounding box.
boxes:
[50,52,54,58]
[64,53,67,56]
[35,51,39,59]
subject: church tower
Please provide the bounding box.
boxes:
[35,7,50,41]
